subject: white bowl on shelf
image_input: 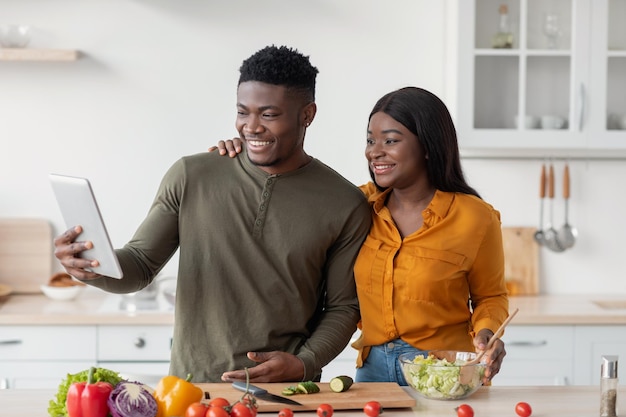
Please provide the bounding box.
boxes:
[0,24,31,48]
[40,284,84,301]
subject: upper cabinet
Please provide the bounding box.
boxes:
[454,0,626,157]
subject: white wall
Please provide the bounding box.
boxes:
[0,0,623,294]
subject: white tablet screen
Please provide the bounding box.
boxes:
[49,174,123,279]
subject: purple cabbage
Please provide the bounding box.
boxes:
[107,381,158,417]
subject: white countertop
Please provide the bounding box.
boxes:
[1,290,626,325]
[0,287,174,325]
[1,385,623,417]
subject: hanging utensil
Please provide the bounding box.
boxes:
[533,164,547,246]
[557,162,577,249]
[544,162,566,252]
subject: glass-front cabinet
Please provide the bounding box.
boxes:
[455,0,626,156]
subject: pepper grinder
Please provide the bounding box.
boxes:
[600,355,618,417]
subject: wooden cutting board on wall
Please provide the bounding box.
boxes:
[501,226,539,295]
[0,218,53,293]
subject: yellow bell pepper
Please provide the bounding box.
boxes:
[153,373,204,417]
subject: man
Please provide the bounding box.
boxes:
[54,45,371,383]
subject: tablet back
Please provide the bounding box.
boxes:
[49,174,123,279]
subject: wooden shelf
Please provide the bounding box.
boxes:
[0,48,79,61]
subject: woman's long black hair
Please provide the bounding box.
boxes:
[368,87,480,198]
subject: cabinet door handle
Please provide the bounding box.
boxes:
[507,340,548,347]
[0,340,22,345]
[577,83,586,131]
[134,337,146,348]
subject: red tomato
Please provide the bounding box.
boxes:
[186,402,209,417]
[363,401,383,417]
[515,402,532,417]
[207,406,231,417]
[230,402,257,417]
[317,404,334,417]
[278,408,294,417]
[456,404,474,417]
[209,398,231,409]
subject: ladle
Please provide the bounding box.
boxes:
[533,164,547,246]
[459,308,519,383]
[543,163,565,252]
[557,162,577,249]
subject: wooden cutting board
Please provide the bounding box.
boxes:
[0,218,53,293]
[195,382,416,412]
[502,227,539,295]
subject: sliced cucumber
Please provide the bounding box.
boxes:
[329,375,354,392]
[296,381,320,394]
[282,386,297,396]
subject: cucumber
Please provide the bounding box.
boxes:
[282,386,297,396]
[296,381,320,394]
[329,375,354,393]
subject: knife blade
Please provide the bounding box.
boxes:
[232,382,303,406]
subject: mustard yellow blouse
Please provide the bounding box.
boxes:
[352,183,509,366]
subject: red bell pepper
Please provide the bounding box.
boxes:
[67,366,114,417]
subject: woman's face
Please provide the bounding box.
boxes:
[365,111,428,190]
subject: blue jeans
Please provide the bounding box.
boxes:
[355,339,428,386]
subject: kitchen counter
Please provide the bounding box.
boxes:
[2,385,623,417]
[1,290,625,325]
[0,288,174,325]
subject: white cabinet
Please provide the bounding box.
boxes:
[454,0,626,156]
[0,324,173,389]
[496,325,574,386]
[573,325,626,385]
[0,326,97,389]
[97,325,173,387]
[497,324,626,386]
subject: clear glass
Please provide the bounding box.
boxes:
[600,377,618,417]
[543,13,561,49]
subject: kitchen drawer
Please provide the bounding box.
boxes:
[496,325,575,386]
[97,325,173,361]
[1,361,93,389]
[0,325,96,360]
[501,325,575,359]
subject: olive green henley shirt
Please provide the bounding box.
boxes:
[86,150,371,382]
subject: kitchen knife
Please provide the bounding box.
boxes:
[232,382,303,406]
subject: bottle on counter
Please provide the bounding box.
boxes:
[492,4,514,48]
[600,355,618,417]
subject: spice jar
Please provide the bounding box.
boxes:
[600,355,618,417]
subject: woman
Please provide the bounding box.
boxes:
[212,87,509,385]
[351,87,508,385]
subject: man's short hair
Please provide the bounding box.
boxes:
[238,45,318,102]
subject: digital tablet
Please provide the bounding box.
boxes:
[49,174,123,279]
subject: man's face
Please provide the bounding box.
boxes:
[236,81,310,175]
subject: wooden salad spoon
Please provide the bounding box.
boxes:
[459,308,519,384]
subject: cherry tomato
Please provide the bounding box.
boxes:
[230,402,257,417]
[515,401,532,417]
[363,401,383,417]
[207,406,231,417]
[209,397,231,409]
[455,404,474,417]
[317,403,334,417]
[186,402,209,417]
[278,408,294,417]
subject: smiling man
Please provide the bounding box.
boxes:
[54,45,371,383]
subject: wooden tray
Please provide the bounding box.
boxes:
[195,382,416,412]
